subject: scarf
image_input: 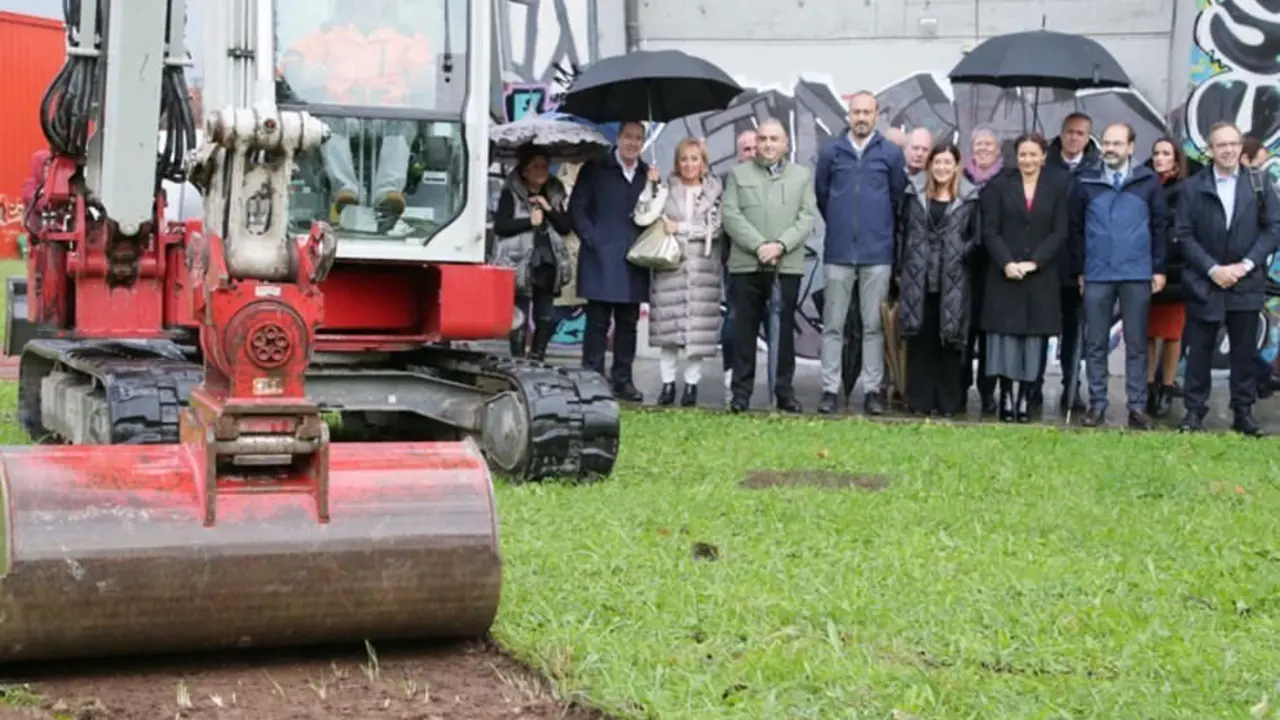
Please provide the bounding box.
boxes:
[965,155,1004,186]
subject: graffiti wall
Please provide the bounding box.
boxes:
[1181,0,1280,379]
[492,0,600,123]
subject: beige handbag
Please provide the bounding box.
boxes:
[626,221,683,271]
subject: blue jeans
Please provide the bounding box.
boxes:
[1083,281,1151,413]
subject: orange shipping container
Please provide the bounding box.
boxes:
[0,11,66,259]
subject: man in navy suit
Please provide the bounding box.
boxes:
[569,121,652,402]
[1174,121,1280,436]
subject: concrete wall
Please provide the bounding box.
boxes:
[637,0,1181,112]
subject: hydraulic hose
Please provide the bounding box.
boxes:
[157,0,197,184]
[40,0,102,159]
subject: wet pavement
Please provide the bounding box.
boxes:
[480,342,1280,434]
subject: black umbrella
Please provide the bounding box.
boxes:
[949,29,1130,90]
[558,49,744,123]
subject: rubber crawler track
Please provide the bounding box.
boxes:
[18,340,620,483]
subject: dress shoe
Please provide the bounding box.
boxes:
[1127,410,1156,431]
[1014,384,1032,423]
[1232,412,1264,437]
[680,384,698,407]
[1178,412,1205,433]
[1080,407,1105,427]
[776,396,803,413]
[613,382,644,403]
[1153,385,1174,417]
[863,392,885,416]
[729,398,749,414]
[998,383,1015,423]
[817,392,839,414]
[657,382,676,407]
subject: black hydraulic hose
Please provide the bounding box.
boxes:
[40,0,102,158]
[156,0,196,184]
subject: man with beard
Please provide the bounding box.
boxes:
[722,118,818,413]
[1071,122,1168,430]
[813,91,908,415]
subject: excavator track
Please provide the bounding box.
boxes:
[408,346,620,482]
[18,339,203,445]
[17,340,620,483]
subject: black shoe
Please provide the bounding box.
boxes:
[1080,407,1105,427]
[1128,410,1156,431]
[817,392,839,414]
[1028,383,1044,410]
[1153,384,1174,418]
[508,328,527,358]
[614,382,644,403]
[1232,412,1264,437]
[1145,383,1159,415]
[529,325,554,361]
[1178,412,1205,433]
[680,384,698,407]
[863,392,885,416]
[729,398,749,414]
[776,396,803,413]
[658,382,676,407]
[1014,384,1032,423]
[998,382,1015,423]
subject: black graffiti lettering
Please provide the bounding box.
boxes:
[1186,1,1280,156]
[1208,1,1280,76]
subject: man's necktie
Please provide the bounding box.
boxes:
[1113,172,1123,189]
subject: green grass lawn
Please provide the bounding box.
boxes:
[1,257,1277,718]
[491,412,1279,719]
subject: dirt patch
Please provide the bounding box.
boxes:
[741,470,891,491]
[2,639,609,720]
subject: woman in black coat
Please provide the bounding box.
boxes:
[979,133,1071,422]
[1142,137,1189,416]
[898,143,982,416]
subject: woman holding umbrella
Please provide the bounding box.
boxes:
[491,144,575,360]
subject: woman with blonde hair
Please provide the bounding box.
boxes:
[633,137,724,406]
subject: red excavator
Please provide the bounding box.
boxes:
[0,0,619,662]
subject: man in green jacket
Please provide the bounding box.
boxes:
[721,117,819,413]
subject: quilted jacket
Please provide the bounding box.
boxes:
[896,176,982,347]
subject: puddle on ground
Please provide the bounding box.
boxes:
[740,470,890,491]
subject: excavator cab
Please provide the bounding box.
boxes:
[264,0,478,258]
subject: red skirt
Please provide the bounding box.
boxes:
[1148,303,1186,341]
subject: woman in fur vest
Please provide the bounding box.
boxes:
[633,137,724,407]
[491,145,574,360]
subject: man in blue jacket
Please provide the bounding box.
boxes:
[813,91,908,415]
[1070,122,1168,430]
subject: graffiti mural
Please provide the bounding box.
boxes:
[645,72,1167,360]
[493,0,597,122]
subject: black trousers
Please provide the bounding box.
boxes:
[1035,286,1083,393]
[730,271,800,403]
[1183,310,1258,416]
[581,300,640,386]
[511,287,557,358]
[906,293,965,414]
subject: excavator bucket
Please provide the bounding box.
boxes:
[0,438,502,663]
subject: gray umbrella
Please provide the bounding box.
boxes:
[489,116,612,164]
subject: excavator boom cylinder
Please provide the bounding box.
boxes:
[0,440,502,663]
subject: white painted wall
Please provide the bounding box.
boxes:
[637,0,1185,114]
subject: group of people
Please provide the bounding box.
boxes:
[489,95,1279,436]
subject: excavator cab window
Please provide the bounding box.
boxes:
[272,0,468,244]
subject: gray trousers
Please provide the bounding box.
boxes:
[820,263,892,394]
[1083,280,1151,413]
